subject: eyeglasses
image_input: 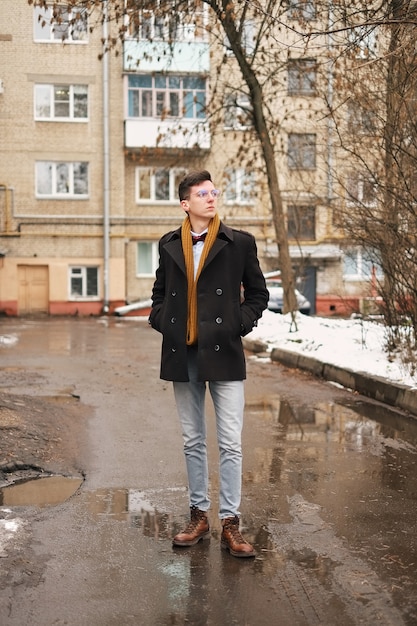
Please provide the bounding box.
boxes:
[192,189,221,199]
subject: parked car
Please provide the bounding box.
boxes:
[266,280,311,315]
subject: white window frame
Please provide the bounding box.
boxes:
[343,248,383,281]
[36,161,89,198]
[346,101,376,134]
[348,26,377,60]
[137,242,159,277]
[34,84,88,121]
[288,0,316,21]
[127,74,207,120]
[135,167,186,204]
[34,5,88,43]
[287,59,317,96]
[224,169,256,205]
[69,266,100,300]
[288,133,317,170]
[346,173,377,207]
[224,19,256,56]
[224,93,253,130]
[128,0,208,42]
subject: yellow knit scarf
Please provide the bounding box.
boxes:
[181,213,221,345]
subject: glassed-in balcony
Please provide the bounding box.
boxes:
[124,66,211,150]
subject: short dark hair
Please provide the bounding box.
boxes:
[178,170,212,201]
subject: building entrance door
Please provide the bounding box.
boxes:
[298,266,317,315]
[18,265,49,315]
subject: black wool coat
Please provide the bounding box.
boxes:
[149,222,269,382]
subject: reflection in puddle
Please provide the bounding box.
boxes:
[245,393,417,452]
[0,475,83,507]
[0,383,414,624]
[86,488,176,540]
[244,394,417,527]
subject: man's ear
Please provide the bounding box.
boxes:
[181,200,189,213]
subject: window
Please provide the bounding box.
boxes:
[346,101,376,134]
[224,20,255,56]
[135,167,186,203]
[36,162,88,197]
[224,94,252,130]
[343,248,382,280]
[129,0,207,42]
[34,5,88,42]
[128,75,206,120]
[137,242,159,276]
[287,205,316,240]
[287,0,316,20]
[287,59,317,96]
[346,173,377,206]
[347,26,377,59]
[224,169,255,204]
[288,133,316,169]
[35,84,88,121]
[69,267,99,299]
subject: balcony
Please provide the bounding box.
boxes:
[124,40,209,73]
[125,118,210,151]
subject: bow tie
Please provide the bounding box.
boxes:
[192,233,207,245]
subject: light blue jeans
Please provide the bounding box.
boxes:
[173,347,245,519]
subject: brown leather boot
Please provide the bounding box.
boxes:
[221,515,256,558]
[172,506,210,546]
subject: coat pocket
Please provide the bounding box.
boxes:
[149,303,163,333]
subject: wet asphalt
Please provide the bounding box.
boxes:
[0,317,416,625]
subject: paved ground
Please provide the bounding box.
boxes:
[1,317,417,625]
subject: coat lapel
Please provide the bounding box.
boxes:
[164,230,186,275]
[203,223,234,269]
[163,222,234,275]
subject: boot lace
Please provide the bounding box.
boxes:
[224,516,246,544]
[182,507,206,534]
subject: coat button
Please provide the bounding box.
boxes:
[171,347,176,352]
[216,288,223,295]
[215,317,222,324]
[170,317,176,323]
[214,344,220,351]
[171,291,177,297]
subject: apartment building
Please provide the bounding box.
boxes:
[0,1,375,317]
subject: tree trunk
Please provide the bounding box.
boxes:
[213,0,298,316]
[381,0,405,327]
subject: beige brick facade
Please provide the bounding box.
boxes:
[0,1,372,317]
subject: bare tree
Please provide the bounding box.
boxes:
[326,0,417,367]
[30,0,303,319]
[29,0,417,351]
[205,0,298,316]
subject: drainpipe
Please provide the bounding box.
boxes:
[327,1,334,212]
[102,1,110,313]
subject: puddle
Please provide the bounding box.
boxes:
[85,488,175,539]
[246,394,417,451]
[0,475,83,508]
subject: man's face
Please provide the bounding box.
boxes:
[181,180,219,224]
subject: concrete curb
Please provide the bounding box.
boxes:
[243,338,417,418]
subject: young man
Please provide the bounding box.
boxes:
[149,170,268,558]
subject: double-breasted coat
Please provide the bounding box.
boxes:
[149,222,269,382]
